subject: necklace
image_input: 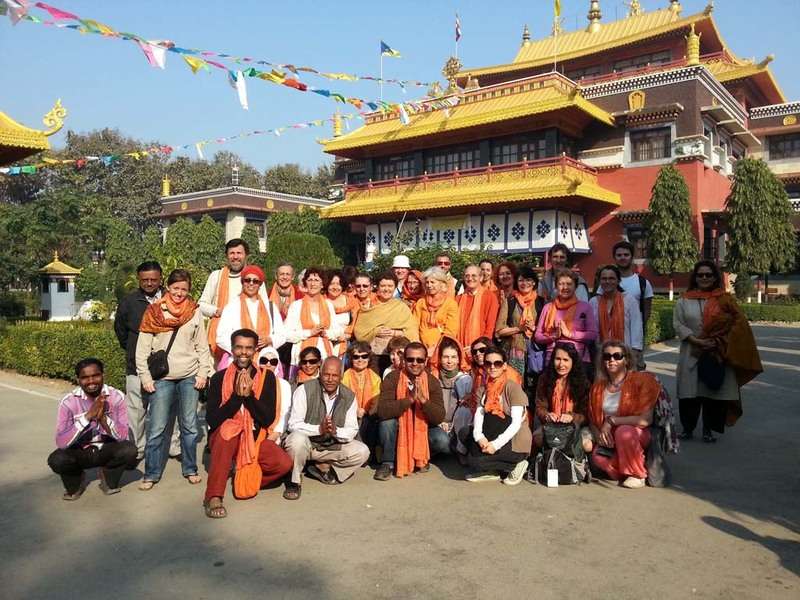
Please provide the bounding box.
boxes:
[606,372,627,392]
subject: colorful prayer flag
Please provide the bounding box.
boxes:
[455,14,462,42]
[554,0,561,17]
[380,41,401,58]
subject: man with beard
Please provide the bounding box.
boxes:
[613,240,653,370]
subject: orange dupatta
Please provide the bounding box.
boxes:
[140,295,197,334]
[483,372,508,419]
[457,288,485,349]
[270,283,298,320]
[542,296,578,336]
[300,296,334,357]
[402,270,424,307]
[598,292,625,342]
[396,370,431,477]
[512,289,538,337]
[342,368,381,412]
[240,294,271,341]
[589,371,659,429]
[551,376,574,417]
[207,267,230,356]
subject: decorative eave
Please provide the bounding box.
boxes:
[700,104,761,148]
[0,100,67,166]
[38,251,81,276]
[161,186,332,218]
[613,102,684,125]
[614,209,649,225]
[161,185,332,206]
[750,101,800,121]
[705,59,786,105]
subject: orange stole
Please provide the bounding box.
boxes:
[139,295,197,334]
[512,289,538,337]
[588,371,660,429]
[342,368,381,412]
[457,289,485,349]
[240,294,271,341]
[414,296,459,351]
[551,376,574,417]
[542,296,578,336]
[207,267,230,356]
[300,296,334,356]
[396,371,431,477]
[598,293,625,342]
[483,372,508,418]
[270,283,298,320]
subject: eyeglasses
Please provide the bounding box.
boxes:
[602,352,625,362]
[242,278,262,284]
[485,360,505,368]
[471,347,487,355]
[354,284,371,288]
[404,357,426,364]
[352,353,370,360]
[300,358,320,366]
[696,273,715,279]
[436,261,451,266]
[260,358,280,366]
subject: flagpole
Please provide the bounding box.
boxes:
[380,50,384,101]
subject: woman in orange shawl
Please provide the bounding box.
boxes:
[589,265,643,352]
[401,269,424,308]
[673,260,762,443]
[413,267,459,357]
[326,269,360,358]
[495,265,541,378]
[341,342,382,458]
[588,340,660,488]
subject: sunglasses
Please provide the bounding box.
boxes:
[485,360,505,368]
[404,357,426,364]
[300,358,320,366]
[260,357,280,366]
[436,261,451,266]
[242,278,262,284]
[354,284,371,288]
[696,273,715,279]
[602,352,625,362]
[471,347,487,355]
[352,353,370,360]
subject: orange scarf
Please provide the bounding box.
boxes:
[551,376,574,417]
[423,292,447,328]
[240,294,271,342]
[483,372,508,419]
[682,288,725,326]
[297,369,318,384]
[219,365,274,499]
[543,296,578,336]
[329,293,360,356]
[513,289,538,337]
[598,292,625,342]
[342,368,381,412]
[457,287,485,349]
[396,370,431,477]
[139,295,197,334]
[589,371,660,429]
[207,267,230,356]
[270,283,298,320]
[402,270,424,307]
[300,295,333,357]
[359,292,379,310]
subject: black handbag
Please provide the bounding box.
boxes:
[543,422,576,452]
[698,351,726,390]
[147,328,180,380]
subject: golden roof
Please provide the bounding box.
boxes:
[0,100,67,166]
[321,158,620,219]
[704,57,785,104]
[323,74,613,156]
[39,251,82,276]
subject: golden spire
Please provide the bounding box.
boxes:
[332,111,342,138]
[521,24,531,46]
[627,0,642,17]
[685,23,701,65]
[587,1,602,33]
[442,56,463,95]
[669,0,682,14]
[161,175,171,197]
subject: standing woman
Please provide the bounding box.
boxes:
[494,261,518,301]
[589,265,643,354]
[673,261,762,443]
[285,267,344,379]
[495,266,541,380]
[538,243,589,302]
[401,269,424,309]
[136,269,213,490]
[413,267,460,357]
[326,269,360,358]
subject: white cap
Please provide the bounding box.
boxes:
[392,255,411,269]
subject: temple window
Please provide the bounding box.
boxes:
[41,280,49,294]
[630,127,672,162]
[424,145,480,173]
[613,50,671,73]
[346,171,367,185]
[57,280,68,293]
[768,133,800,160]
[624,226,649,259]
[491,131,549,165]
[374,155,415,180]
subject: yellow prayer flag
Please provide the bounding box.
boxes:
[183,55,209,74]
[554,0,561,17]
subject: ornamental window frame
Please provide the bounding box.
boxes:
[625,123,675,166]
[768,132,800,161]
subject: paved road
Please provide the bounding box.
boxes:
[1,325,798,599]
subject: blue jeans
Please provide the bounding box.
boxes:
[144,377,199,481]
[377,418,452,466]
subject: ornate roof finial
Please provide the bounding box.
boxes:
[53,250,59,262]
[686,23,702,66]
[669,0,682,14]
[522,24,531,46]
[627,0,643,17]
[161,175,171,197]
[587,1,602,33]
[704,0,715,15]
[42,99,67,136]
[758,54,775,68]
[442,56,463,95]
[332,111,342,138]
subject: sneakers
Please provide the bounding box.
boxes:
[465,472,501,482]
[621,476,646,489]
[502,459,529,486]
[373,463,393,481]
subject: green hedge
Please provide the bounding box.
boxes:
[740,302,800,322]
[0,321,126,389]
[646,299,676,345]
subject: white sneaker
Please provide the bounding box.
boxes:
[465,472,501,482]
[622,476,646,489]
[502,459,529,486]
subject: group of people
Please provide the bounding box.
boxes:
[47,238,763,517]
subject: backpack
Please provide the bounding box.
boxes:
[529,448,591,485]
[644,377,676,488]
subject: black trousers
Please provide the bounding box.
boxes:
[467,412,528,474]
[679,397,726,435]
[47,441,138,493]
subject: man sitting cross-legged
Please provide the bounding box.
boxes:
[373,342,448,481]
[203,328,292,518]
[47,358,138,500]
[283,356,369,500]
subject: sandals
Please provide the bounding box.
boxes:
[138,480,156,491]
[204,498,227,519]
[185,474,202,485]
[283,484,301,500]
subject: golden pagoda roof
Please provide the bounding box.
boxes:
[39,251,82,276]
[0,100,67,166]
[704,57,785,104]
[321,157,620,220]
[323,74,613,156]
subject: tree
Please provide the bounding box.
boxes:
[266,208,358,264]
[263,163,333,198]
[264,233,341,277]
[644,164,698,299]
[726,158,797,301]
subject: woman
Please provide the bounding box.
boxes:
[433,337,472,439]
[295,346,322,386]
[285,267,343,378]
[261,346,289,394]
[326,269,360,358]
[588,341,660,488]
[353,272,419,374]
[466,347,532,485]
[533,342,591,453]
[589,264,643,353]
[494,261,518,301]
[535,269,598,378]
[135,268,213,490]
[413,267,460,357]
[341,342,382,452]
[673,260,762,442]
[452,336,493,459]
[538,243,589,302]
[401,269,424,309]
[495,266,542,379]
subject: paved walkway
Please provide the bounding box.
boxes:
[0,325,798,599]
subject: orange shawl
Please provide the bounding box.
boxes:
[342,368,381,412]
[457,288,485,349]
[300,296,334,356]
[414,295,459,352]
[240,294,270,342]
[551,376,574,417]
[588,371,660,429]
[512,289,538,337]
[483,372,508,419]
[207,267,230,356]
[598,292,625,342]
[329,293,360,355]
[543,296,578,336]
[270,283,299,320]
[297,369,318,384]
[358,292,379,310]
[139,295,197,334]
[219,365,275,499]
[396,370,430,477]
[402,270,424,307]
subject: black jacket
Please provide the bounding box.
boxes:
[205,367,278,436]
[114,288,163,375]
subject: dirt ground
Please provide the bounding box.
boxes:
[1,324,797,599]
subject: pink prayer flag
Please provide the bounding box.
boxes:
[3,0,28,25]
[34,2,77,20]
[137,41,167,69]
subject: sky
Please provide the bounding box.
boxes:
[1,0,798,174]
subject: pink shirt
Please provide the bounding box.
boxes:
[534,300,598,363]
[55,384,129,449]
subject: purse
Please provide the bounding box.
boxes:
[147,327,180,380]
[697,351,726,390]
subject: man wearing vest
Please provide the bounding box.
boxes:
[613,240,653,370]
[283,356,369,500]
[203,329,292,518]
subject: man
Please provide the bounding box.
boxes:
[391,255,410,298]
[113,261,178,460]
[269,262,301,371]
[216,264,286,366]
[353,273,378,309]
[203,329,292,518]
[457,265,500,356]
[48,358,137,500]
[434,252,457,297]
[373,342,448,481]
[295,346,322,387]
[613,240,653,369]
[199,238,267,361]
[283,357,369,499]
[538,243,589,302]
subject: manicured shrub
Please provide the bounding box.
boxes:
[263,233,341,281]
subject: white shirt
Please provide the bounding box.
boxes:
[472,399,525,451]
[602,389,621,417]
[619,273,653,315]
[199,268,269,318]
[589,293,643,350]
[284,298,344,365]
[272,377,292,435]
[215,295,286,356]
[287,384,359,442]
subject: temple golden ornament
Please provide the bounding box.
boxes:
[0,100,67,166]
[38,251,82,276]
